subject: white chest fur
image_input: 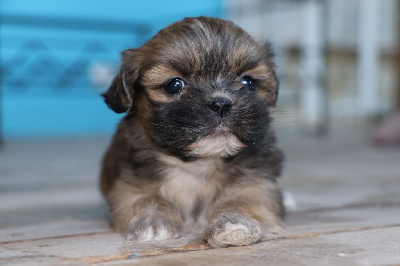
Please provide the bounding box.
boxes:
[158,155,220,221]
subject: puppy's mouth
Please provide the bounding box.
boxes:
[186,125,246,158]
[149,94,269,160]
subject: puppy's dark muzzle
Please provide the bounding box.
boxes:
[209,98,232,118]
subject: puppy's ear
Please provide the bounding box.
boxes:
[264,42,279,107]
[267,69,279,107]
[102,49,141,113]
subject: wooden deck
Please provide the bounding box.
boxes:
[1,130,400,265]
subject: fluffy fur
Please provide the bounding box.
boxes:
[100,16,284,248]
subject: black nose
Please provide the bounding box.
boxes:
[209,98,232,118]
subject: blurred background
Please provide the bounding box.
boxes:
[1,0,399,141]
[0,0,223,139]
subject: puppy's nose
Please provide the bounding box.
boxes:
[209,98,232,118]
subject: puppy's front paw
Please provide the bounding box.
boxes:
[205,212,261,248]
[126,210,182,241]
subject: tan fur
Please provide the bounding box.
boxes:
[142,65,183,103]
[158,155,221,231]
[105,155,283,236]
[107,176,148,232]
[187,130,246,158]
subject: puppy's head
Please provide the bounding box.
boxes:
[103,16,279,160]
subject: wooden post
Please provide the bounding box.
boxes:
[300,0,328,135]
[357,0,379,116]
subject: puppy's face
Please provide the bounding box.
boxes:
[103,17,279,160]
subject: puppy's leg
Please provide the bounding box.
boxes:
[206,179,284,248]
[206,211,262,248]
[126,201,183,241]
[108,179,183,241]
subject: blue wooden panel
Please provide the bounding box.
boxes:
[1,0,223,139]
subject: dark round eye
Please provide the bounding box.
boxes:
[164,78,185,95]
[241,76,256,91]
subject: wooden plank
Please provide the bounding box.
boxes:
[79,224,400,264]
[95,226,400,266]
[0,187,103,212]
[0,220,111,243]
[0,247,78,265]
[1,205,399,264]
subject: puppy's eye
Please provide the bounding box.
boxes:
[241,76,256,91]
[164,78,185,95]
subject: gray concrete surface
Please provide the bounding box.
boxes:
[0,130,399,265]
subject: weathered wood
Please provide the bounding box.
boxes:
[79,223,400,264]
[1,135,400,265]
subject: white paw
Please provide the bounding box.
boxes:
[213,222,261,246]
[206,213,262,248]
[131,225,174,241]
[126,213,182,241]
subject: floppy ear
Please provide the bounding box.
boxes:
[266,68,279,107]
[102,49,141,113]
[264,42,279,107]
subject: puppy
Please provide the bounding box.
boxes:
[100,16,284,248]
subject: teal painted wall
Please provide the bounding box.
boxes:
[1,0,223,139]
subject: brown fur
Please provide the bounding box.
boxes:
[100,16,284,248]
